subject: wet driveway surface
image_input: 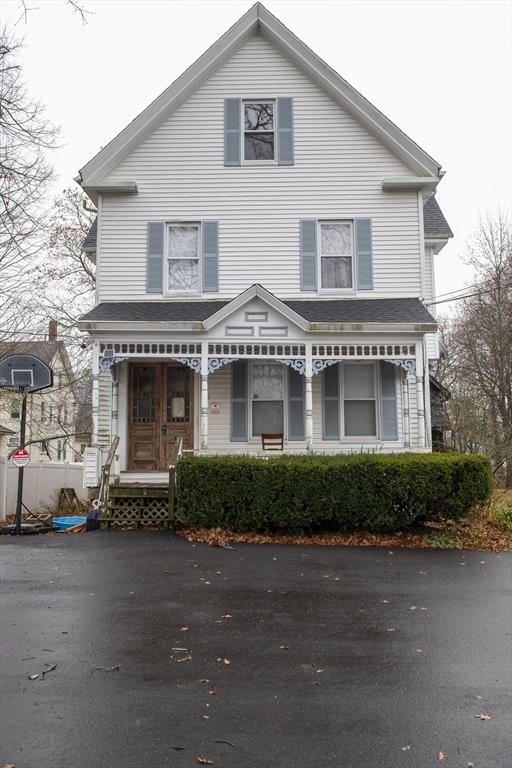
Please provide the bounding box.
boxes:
[0,532,511,767]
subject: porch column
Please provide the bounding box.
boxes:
[403,372,411,448]
[91,342,100,448]
[305,347,313,451]
[200,350,208,450]
[415,344,426,448]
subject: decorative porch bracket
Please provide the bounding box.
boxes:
[99,356,129,376]
[384,358,416,376]
[208,357,237,374]
[312,359,342,375]
[174,357,202,373]
[277,358,306,375]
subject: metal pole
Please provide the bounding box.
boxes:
[14,390,28,535]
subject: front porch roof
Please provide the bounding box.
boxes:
[79,294,436,330]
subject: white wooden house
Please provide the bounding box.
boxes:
[77,3,452,484]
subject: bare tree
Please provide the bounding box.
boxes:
[0,27,59,337]
[437,212,512,484]
[32,187,96,344]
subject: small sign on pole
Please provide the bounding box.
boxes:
[11,448,30,468]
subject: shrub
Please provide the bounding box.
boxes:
[489,500,512,532]
[175,453,492,533]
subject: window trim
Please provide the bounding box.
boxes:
[317,219,356,294]
[165,221,202,295]
[241,98,277,166]
[341,361,379,440]
[248,360,287,441]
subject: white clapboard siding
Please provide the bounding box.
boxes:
[204,364,410,454]
[98,373,112,448]
[99,34,421,301]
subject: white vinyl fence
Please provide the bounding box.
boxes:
[0,457,87,521]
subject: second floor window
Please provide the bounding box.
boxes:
[168,224,200,292]
[244,101,274,161]
[319,221,353,290]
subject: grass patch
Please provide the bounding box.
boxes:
[427,530,463,549]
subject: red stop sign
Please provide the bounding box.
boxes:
[11,448,30,467]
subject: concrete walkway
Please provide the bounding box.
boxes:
[1,532,510,767]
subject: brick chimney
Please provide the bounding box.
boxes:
[48,320,58,341]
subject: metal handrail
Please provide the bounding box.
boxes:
[168,437,183,522]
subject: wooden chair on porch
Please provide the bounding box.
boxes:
[261,433,284,451]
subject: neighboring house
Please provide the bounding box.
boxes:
[0,323,82,462]
[77,3,452,483]
[0,425,15,457]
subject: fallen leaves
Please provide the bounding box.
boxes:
[437,751,447,761]
[223,658,231,666]
[474,713,493,720]
[177,505,512,551]
[3,763,16,768]
[279,645,289,650]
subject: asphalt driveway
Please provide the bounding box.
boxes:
[0,532,510,768]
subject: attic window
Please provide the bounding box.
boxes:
[244,101,274,161]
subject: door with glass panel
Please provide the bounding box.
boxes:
[128,363,194,471]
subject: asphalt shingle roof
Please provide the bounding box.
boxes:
[0,341,62,367]
[83,218,97,251]
[423,197,453,239]
[80,297,436,325]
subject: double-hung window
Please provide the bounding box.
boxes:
[250,362,284,436]
[343,363,377,437]
[167,224,200,292]
[319,221,353,290]
[244,101,275,161]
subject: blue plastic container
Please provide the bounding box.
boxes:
[52,516,87,531]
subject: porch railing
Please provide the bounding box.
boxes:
[98,435,119,508]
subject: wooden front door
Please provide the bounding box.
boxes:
[128,363,194,471]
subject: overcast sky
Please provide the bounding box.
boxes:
[4,0,511,309]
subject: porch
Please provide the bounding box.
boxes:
[85,337,429,488]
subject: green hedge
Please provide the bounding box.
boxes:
[175,453,492,533]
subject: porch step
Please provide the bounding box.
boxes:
[105,483,173,528]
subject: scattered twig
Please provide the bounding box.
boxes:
[92,664,120,672]
[214,739,237,749]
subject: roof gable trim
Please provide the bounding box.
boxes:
[79,3,441,187]
[203,284,310,331]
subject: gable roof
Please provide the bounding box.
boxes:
[423,196,453,239]
[79,295,436,327]
[77,2,442,190]
[0,341,62,367]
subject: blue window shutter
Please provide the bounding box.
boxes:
[300,219,317,291]
[224,98,241,166]
[147,222,164,293]
[202,221,219,292]
[288,367,304,440]
[355,218,373,290]
[380,361,398,440]
[231,360,248,441]
[277,97,294,166]
[323,364,340,439]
